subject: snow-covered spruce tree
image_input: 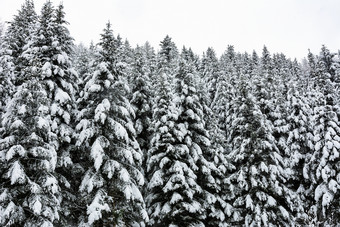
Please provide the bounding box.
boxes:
[304,46,340,225]
[20,2,78,225]
[0,42,15,119]
[157,35,179,77]
[4,0,37,87]
[76,22,147,226]
[0,20,4,42]
[197,49,236,227]
[146,65,205,226]
[176,57,232,227]
[0,48,60,227]
[284,86,314,224]
[211,67,236,140]
[200,47,219,104]
[0,0,36,121]
[130,45,153,169]
[224,77,303,226]
[72,43,97,99]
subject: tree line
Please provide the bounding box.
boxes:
[0,1,339,226]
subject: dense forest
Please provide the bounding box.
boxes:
[0,1,339,226]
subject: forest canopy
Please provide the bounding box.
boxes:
[0,1,339,226]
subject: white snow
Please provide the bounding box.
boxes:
[87,190,110,225]
[8,161,25,185]
[279,206,289,218]
[131,183,143,202]
[124,185,132,200]
[245,194,253,210]
[328,179,338,193]
[17,104,27,115]
[119,168,130,182]
[161,202,171,214]
[267,195,276,206]
[32,198,42,215]
[103,160,121,179]
[259,162,268,173]
[37,116,49,129]
[57,53,66,64]
[55,88,70,104]
[44,176,59,194]
[88,84,102,93]
[322,191,333,211]
[42,62,52,77]
[6,145,26,161]
[10,119,24,130]
[148,170,164,189]
[0,189,8,202]
[109,119,129,143]
[50,103,58,116]
[91,140,105,171]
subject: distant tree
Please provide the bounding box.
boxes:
[0,19,5,44]
[147,63,207,225]
[158,35,178,75]
[200,47,219,104]
[72,43,96,97]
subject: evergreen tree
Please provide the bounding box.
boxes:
[178,58,231,226]
[130,45,153,167]
[0,0,37,121]
[146,65,206,225]
[158,35,178,75]
[21,2,78,224]
[0,43,60,227]
[5,0,37,87]
[200,47,219,104]
[72,43,96,98]
[305,46,340,225]
[225,78,303,226]
[76,22,147,226]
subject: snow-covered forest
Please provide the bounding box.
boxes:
[0,1,340,226]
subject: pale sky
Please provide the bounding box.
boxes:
[1,0,339,60]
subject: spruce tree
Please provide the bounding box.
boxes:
[21,2,78,224]
[0,0,37,121]
[76,22,147,226]
[147,67,206,225]
[0,43,60,227]
[200,47,219,104]
[305,46,340,225]
[5,0,37,87]
[225,77,303,226]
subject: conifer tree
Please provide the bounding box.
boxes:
[146,66,206,225]
[225,77,303,226]
[76,22,147,226]
[5,0,37,87]
[20,2,78,224]
[158,35,178,75]
[200,47,219,104]
[178,58,231,226]
[0,0,37,120]
[130,45,153,167]
[304,46,340,225]
[0,40,60,227]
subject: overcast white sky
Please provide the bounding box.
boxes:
[1,0,339,60]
